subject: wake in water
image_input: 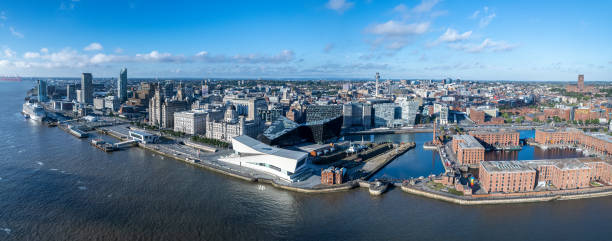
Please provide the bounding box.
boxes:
[78,186,87,190]
[1,228,10,234]
[36,161,44,166]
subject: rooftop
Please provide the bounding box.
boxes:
[454,135,484,150]
[233,135,307,160]
[481,161,535,173]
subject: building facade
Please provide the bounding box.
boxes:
[469,130,520,148]
[81,73,93,104]
[452,135,485,165]
[118,68,128,103]
[174,109,208,135]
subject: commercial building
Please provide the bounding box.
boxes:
[148,84,189,129]
[373,103,401,128]
[174,109,208,135]
[118,68,128,103]
[129,130,159,144]
[93,97,105,110]
[305,104,343,122]
[535,129,612,157]
[469,130,520,149]
[81,73,93,105]
[223,96,267,121]
[479,158,612,194]
[260,116,343,147]
[37,80,48,102]
[342,102,372,130]
[104,96,119,112]
[479,161,537,193]
[66,84,77,101]
[452,135,485,165]
[321,167,345,185]
[205,105,261,142]
[220,135,308,182]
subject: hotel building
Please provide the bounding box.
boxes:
[452,135,485,165]
[469,130,520,148]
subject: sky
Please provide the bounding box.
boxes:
[0,0,610,81]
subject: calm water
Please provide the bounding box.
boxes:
[1,81,612,241]
[343,133,445,179]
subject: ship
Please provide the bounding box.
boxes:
[22,102,46,121]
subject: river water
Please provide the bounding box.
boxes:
[1,81,611,241]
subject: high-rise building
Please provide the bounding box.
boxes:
[66,84,77,101]
[118,68,127,103]
[37,80,48,102]
[375,72,380,97]
[81,73,93,104]
[577,74,584,91]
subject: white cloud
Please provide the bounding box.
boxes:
[114,48,124,53]
[84,42,103,51]
[195,51,208,57]
[436,28,472,43]
[450,38,517,53]
[0,11,7,21]
[369,21,430,36]
[480,13,496,28]
[470,10,480,19]
[3,48,16,58]
[40,48,49,53]
[9,27,23,38]
[472,6,496,28]
[24,52,41,59]
[412,0,439,13]
[326,0,354,14]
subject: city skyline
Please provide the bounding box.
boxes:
[0,0,611,81]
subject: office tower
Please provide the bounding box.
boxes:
[66,84,76,101]
[37,80,48,102]
[375,72,380,97]
[81,73,93,104]
[577,74,584,91]
[118,68,127,103]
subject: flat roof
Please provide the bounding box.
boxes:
[454,135,484,149]
[481,161,535,173]
[523,158,591,170]
[469,129,518,135]
[585,132,612,144]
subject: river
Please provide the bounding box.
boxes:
[1,81,611,241]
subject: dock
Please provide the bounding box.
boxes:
[361,142,416,180]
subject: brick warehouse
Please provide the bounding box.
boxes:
[535,129,612,157]
[452,135,485,165]
[469,130,520,148]
[479,158,612,194]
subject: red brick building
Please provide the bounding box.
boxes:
[479,161,536,193]
[479,158,612,194]
[321,167,345,185]
[452,135,485,165]
[535,129,612,157]
[469,130,520,148]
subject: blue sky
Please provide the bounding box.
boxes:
[0,0,610,81]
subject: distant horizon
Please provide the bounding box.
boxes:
[5,75,611,83]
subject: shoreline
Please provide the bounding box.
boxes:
[85,126,612,204]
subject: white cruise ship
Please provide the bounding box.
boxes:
[22,102,46,121]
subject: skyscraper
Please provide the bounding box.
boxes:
[577,74,584,91]
[81,73,93,104]
[66,84,76,101]
[37,80,47,102]
[118,68,128,103]
[375,72,380,97]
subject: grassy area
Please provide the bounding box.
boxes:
[191,135,230,148]
[448,188,464,196]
